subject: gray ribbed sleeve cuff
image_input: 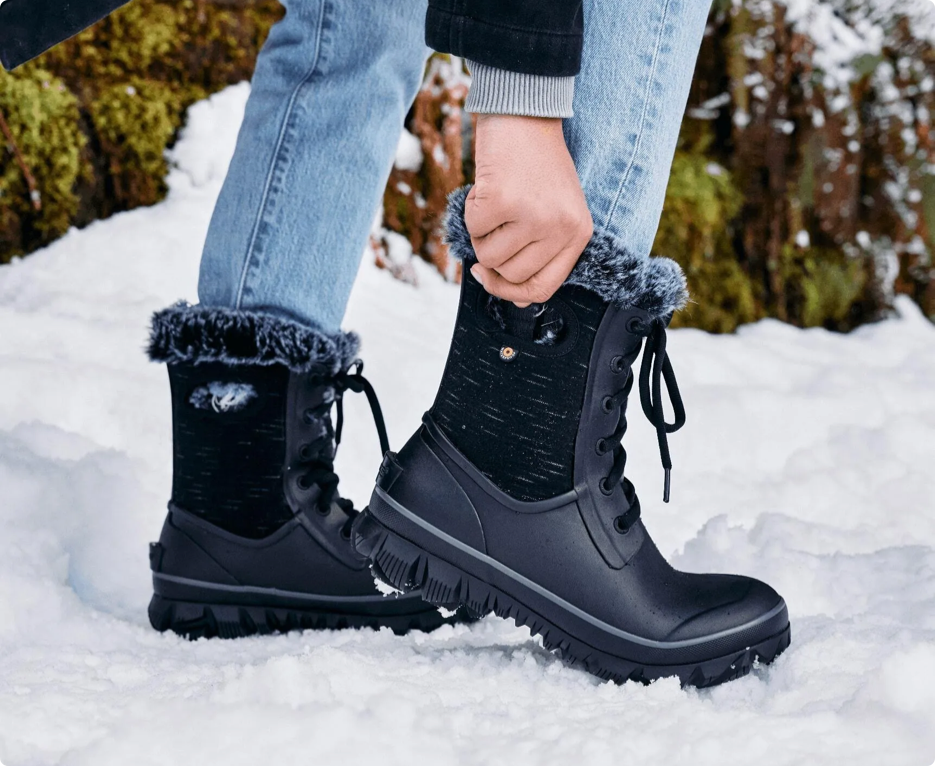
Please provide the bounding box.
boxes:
[465,60,574,118]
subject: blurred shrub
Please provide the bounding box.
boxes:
[653,129,755,333]
[0,69,85,253]
[660,0,935,330]
[0,0,281,261]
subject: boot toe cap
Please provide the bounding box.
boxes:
[665,577,788,645]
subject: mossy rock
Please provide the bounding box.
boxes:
[780,244,870,330]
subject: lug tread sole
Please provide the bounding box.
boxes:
[357,510,791,688]
[148,593,455,640]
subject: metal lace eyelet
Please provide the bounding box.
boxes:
[317,504,330,517]
[601,396,615,414]
[610,355,625,373]
[599,477,614,496]
[296,475,310,491]
[340,526,352,540]
[595,438,608,456]
[302,408,315,424]
[499,346,517,362]
[298,444,312,461]
[613,516,630,534]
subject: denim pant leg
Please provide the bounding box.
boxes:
[198,0,429,334]
[566,0,711,258]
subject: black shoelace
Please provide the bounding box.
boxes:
[297,360,390,538]
[600,318,686,533]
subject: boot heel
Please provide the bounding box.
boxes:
[355,508,469,613]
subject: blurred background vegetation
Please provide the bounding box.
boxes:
[0,0,933,333]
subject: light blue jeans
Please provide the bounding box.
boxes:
[198,0,712,334]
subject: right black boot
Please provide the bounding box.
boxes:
[353,190,791,687]
[146,304,453,638]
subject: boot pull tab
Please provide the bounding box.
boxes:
[500,302,541,343]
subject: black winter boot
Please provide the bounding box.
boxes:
[353,190,790,687]
[146,304,453,638]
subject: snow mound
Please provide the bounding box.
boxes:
[0,85,933,766]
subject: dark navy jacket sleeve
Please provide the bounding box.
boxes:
[0,0,131,70]
[425,0,584,78]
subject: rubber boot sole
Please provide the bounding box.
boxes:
[148,572,457,639]
[353,503,791,688]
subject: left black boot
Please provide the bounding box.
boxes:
[146,303,455,638]
[353,189,791,687]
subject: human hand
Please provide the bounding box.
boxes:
[466,114,593,307]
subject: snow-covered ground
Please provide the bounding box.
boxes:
[0,84,933,766]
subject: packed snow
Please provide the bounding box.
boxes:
[0,84,933,766]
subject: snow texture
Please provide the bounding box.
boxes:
[394,128,423,173]
[0,84,934,766]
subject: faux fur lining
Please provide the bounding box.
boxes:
[443,186,688,319]
[148,303,360,375]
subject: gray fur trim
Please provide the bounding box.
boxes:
[148,303,359,375]
[444,186,688,319]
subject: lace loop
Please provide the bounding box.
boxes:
[332,359,390,457]
[297,360,390,536]
[600,318,686,508]
[637,320,685,502]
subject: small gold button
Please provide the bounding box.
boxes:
[499,346,517,362]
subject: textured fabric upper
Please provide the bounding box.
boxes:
[444,186,688,321]
[168,361,294,538]
[431,273,607,501]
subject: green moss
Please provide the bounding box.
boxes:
[0,0,281,263]
[655,133,756,333]
[0,68,86,260]
[781,245,869,329]
[88,79,184,208]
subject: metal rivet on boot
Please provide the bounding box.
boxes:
[499,346,517,362]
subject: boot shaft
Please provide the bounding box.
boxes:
[430,272,612,502]
[167,360,343,538]
[168,360,293,537]
[432,188,689,505]
[149,303,361,539]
